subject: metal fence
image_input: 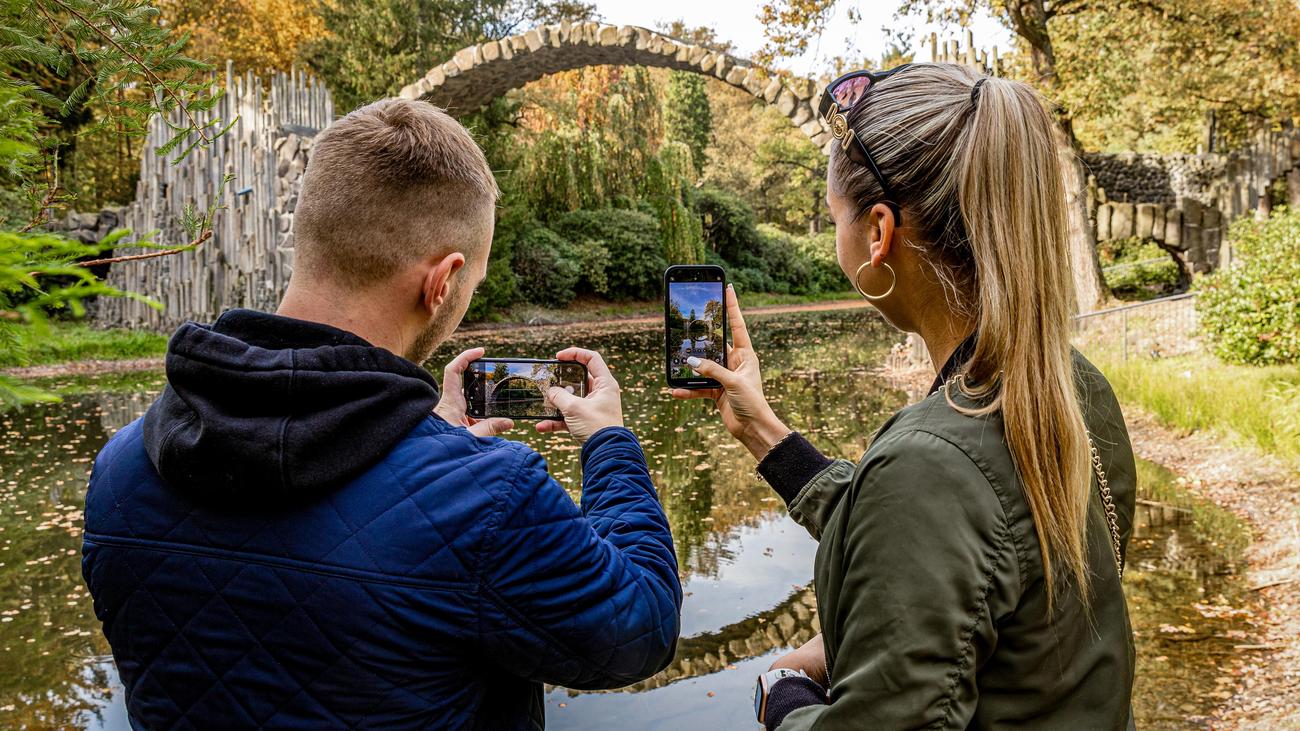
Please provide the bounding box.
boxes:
[1072,292,1199,360]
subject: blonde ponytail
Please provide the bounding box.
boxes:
[832,64,1093,604]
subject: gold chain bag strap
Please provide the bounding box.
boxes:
[1088,435,1125,580]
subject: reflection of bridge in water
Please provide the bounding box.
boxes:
[552,585,818,697]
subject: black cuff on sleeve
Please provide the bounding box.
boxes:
[765,676,828,730]
[757,432,834,505]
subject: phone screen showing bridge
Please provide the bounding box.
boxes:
[666,281,725,380]
[465,361,587,419]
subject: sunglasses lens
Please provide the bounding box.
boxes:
[832,76,872,109]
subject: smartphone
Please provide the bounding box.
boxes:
[463,358,588,420]
[664,264,727,389]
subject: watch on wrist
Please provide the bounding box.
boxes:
[754,668,809,725]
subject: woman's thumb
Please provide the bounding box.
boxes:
[686,356,734,385]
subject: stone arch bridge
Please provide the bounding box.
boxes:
[398,22,834,148]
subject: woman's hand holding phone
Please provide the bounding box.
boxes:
[538,347,624,444]
[434,347,515,437]
[671,285,792,461]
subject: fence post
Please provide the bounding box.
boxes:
[1122,309,1129,360]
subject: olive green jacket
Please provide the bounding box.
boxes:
[779,354,1136,730]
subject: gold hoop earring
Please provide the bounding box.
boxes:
[853,260,896,301]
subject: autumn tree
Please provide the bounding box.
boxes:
[159,0,326,77]
[665,71,713,174]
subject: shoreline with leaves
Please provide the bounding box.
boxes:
[0,295,871,380]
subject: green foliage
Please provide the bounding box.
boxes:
[513,226,581,307]
[2,0,228,404]
[1090,351,1300,464]
[694,186,763,262]
[664,71,712,174]
[1098,236,1182,299]
[553,209,666,301]
[1196,207,1300,365]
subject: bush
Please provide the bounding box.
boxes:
[1196,207,1300,365]
[794,230,846,292]
[694,187,762,263]
[553,209,666,300]
[513,227,581,307]
[1098,236,1182,300]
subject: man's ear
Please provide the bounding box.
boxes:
[869,202,896,267]
[420,252,466,314]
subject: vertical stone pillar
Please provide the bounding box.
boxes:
[1203,208,1223,271]
[1136,203,1158,239]
[1096,203,1112,241]
[1111,202,1135,239]
[1288,168,1300,209]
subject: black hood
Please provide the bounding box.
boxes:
[142,309,440,500]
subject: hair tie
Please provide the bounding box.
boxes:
[971,78,987,107]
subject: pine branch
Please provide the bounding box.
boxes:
[77,229,212,268]
[37,0,212,145]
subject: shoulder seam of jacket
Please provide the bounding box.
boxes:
[868,424,1028,592]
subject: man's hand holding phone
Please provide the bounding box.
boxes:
[671,284,792,461]
[435,347,516,437]
[539,347,624,444]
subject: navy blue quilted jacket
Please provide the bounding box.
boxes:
[82,309,682,730]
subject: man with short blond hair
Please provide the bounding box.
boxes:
[82,98,682,730]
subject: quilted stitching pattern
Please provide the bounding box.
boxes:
[83,418,681,730]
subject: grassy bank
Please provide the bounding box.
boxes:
[0,323,168,368]
[1089,351,1300,464]
[2,291,862,370]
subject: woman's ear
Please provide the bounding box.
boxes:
[869,202,896,267]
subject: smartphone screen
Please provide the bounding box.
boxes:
[464,359,588,420]
[664,265,727,389]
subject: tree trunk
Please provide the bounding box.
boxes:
[1055,124,1108,312]
[1009,0,1108,313]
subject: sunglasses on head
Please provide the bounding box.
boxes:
[819,63,914,225]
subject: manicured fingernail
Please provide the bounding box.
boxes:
[686,356,701,367]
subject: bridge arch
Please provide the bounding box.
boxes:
[399,22,832,147]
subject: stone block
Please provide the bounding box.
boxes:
[791,102,813,128]
[1135,203,1157,239]
[698,52,716,73]
[425,66,446,86]
[790,77,817,100]
[1110,202,1135,238]
[1096,203,1111,240]
[800,119,824,139]
[1163,209,1183,249]
[1180,197,1202,227]
[776,88,797,117]
[763,77,783,103]
[442,60,461,79]
[97,208,119,230]
[742,69,764,97]
[480,41,500,62]
[688,45,706,64]
[633,27,650,50]
[725,66,747,86]
[660,40,678,58]
[510,35,528,52]
[498,39,513,61]
[598,25,618,45]
[713,56,730,79]
[453,47,478,71]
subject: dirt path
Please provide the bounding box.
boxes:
[1,299,873,380]
[1126,411,1300,729]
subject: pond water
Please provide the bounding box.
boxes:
[0,308,1256,729]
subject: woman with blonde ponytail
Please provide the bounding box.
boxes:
[676,63,1136,729]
